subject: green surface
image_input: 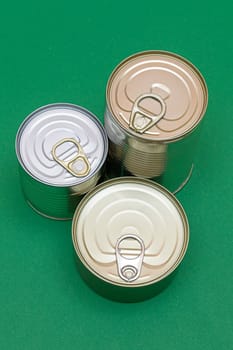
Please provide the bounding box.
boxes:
[0,1,232,349]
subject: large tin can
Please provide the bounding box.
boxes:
[72,177,189,302]
[105,51,208,193]
[16,103,108,220]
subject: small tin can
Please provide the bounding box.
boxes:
[105,51,208,193]
[72,177,189,302]
[16,103,108,220]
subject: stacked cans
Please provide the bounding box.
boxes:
[15,51,208,302]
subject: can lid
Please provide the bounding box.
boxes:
[107,51,208,142]
[16,104,108,186]
[72,177,189,287]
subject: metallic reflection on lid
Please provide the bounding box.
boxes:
[107,51,208,141]
[17,104,107,186]
[72,178,189,286]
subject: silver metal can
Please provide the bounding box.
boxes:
[16,103,108,220]
[105,51,208,193]
[72,177,189,302]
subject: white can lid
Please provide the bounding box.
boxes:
[16,104,108,186]
[72,177,189,287]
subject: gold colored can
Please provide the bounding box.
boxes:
[72,177,189,302]
[105,51,208,193]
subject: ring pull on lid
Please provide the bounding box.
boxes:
[116,234,145,282]
[52,138,91,177]
[107,51,208,141]
[129,93,166,133]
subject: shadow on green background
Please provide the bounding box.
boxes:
[0,2,232,349]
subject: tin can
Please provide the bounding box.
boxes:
[105,51,208,193]
[72,177,189,302]
[16,103,108,220]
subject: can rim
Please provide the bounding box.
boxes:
[72,177,189,288]
[106,50,208,143]
[15,103,108,187]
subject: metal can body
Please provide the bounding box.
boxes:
[16,103,108,220]
[72,177,189,302]
[75,253,175,302]
[105,51,208,193]
[105,106,200,193]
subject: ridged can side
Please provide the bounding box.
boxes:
[18,165,103,219]
[105,51,208,193]
[105,105,201,193]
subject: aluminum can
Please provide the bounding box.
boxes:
[72,177,189,302]
[105,51,208,193]
[16,103,108,220]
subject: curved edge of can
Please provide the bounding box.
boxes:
[27,200,73,220]
[105,50,208,143]
[74,251,177,302]
[173,164,194,195]
[15,103,109,188]
[72,176,189,289]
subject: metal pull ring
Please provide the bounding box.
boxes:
[116,234,145,282]
[51,138,91,177]
[129,93,166,134]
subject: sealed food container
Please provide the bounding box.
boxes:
[105,51,208,193]
[72,177,189,302]
[16,103,108,220]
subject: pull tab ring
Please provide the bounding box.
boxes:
[129,93,166,134]
[116,234,145,282]
[51,138,91,177]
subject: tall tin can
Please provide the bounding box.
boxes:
[16,103,108,220]
[105,51,208,193]
[72,177,189,302]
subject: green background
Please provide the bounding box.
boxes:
[0,1,232,349]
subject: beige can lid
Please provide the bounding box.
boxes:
[106,51,208,141]
[72,177,189,287]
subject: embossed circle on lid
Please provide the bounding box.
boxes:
[16,104,108,186]
[107,51,208,141]
[72,177,189,286]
